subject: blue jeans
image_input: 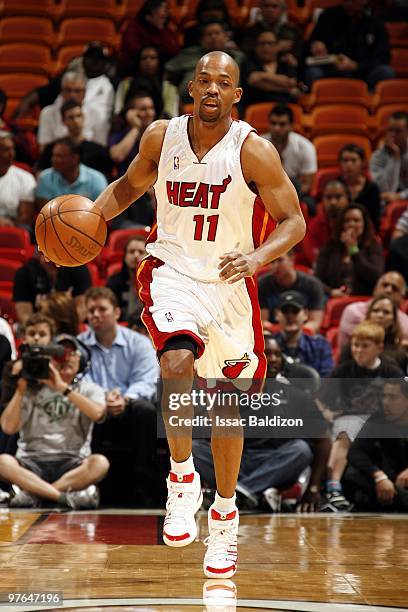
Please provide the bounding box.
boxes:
[192,439,313,495]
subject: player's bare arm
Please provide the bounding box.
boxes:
[219,132,306,282]
[94,120,168,221]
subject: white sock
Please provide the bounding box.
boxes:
[170,454,195,475]
[213,491,236,513]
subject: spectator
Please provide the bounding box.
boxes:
[108,93,156,229]
[165,19,244,105]
[338,144,381,231]
[35,137,108,211]
[258,249,325,333]
[0,325,11,385]
[239,0,303,58]
[12,251,91,325]
[115,45,178,119]
[71,42,115,144]
[78,287,160,505]
[315,204,384,297]
[1,313,55,410]
[241,30,300,109]
[0,316,16,361]
[120,0,180,72]
[37,100,113,178]
[40,291,80,336]
[345,379,408,512]
[193,334,331,513]
[300,180,350,267]
[339,294,407,372]
[0,131,36,230]
[392,207,408,240]
[106,237,146,322]
[183,0,233,48]
[109,92,156,177]
[274,290,334,377]
[370,111,408,204]
[37,72,105,149]
[261,104,317,200]
[318,321,403,511]
[304,0,394,90]
[0,333,109,509]
[339,271,408,348]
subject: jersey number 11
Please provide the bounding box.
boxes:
[193,214,219,241]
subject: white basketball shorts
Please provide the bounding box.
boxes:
[137,256,266,384]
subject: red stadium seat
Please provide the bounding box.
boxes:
[313,134,372,168]
[325,326,340,363]
[0,259,24,294]
[57,18,119,49]
[322,296,370,332]
[0,17,55,47]
[0,44,54,76]
[0,73,48,101]
[0,227,32,262]
[102,227,150,267]
[391,48,408,78]
[59,0,126,23]
[87,262,103,286]
[380,199,408,247]
[0,0,62,19]
[0,294,17,323]
[106,262,122,278]
[386,22,408,48]
[308,78,370,110]
[374,79,408,107]
[244,102,303,134]
[310,166,340,200]
[305,104,370,138]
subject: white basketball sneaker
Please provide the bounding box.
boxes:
[163,471,202,547]
[203,505,239,578]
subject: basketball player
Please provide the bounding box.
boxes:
[93,51,305,578]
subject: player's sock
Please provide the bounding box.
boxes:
[170,454,195,475]
[213,491,236,513]
[326,480,342,493]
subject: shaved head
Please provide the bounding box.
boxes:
[195,51,240,87]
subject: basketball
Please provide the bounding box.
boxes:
[35,195,107,267]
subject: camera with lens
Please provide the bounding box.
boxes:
[21,344,66,381]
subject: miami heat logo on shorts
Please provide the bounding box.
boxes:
[222,353,251,379]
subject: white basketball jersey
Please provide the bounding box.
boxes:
[146,115,258,282]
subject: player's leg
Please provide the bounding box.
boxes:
[160,339,203,547]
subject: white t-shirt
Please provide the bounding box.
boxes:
[0,165,36,220]
[37,95,106,146]
[261,130,317,178]
[0,316,16,359]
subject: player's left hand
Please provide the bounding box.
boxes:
[218,251,258,283]
[396,468,408,489]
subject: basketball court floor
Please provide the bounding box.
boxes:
[0,509,407,611]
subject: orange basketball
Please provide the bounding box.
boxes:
[35,195,107,267]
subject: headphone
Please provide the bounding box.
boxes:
[55,334,91,377]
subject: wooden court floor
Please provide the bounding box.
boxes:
[0,509,407,611]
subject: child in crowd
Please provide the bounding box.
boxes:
[318,321,404,511]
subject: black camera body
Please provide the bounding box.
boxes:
[21,344,65,381]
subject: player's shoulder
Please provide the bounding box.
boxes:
[139,119,170,160]
[242,130,280,161]
[241,130,282,181]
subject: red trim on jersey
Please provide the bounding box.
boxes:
[136,255,205,357]
[145,222,158,247]
[245,276,267,382]
[252,196,276,248]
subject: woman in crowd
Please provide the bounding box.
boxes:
[315,204,384,297]
[337,144,381,231]
[106,237,146,322]
[339,294,407,372]
[115,45,178,119]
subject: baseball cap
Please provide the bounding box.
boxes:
[55,334,91,373]
[278,290,305,311]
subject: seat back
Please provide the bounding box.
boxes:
[244,102,303,134]
[313,134,372,168]
[309,78,370,108]
[322,295,370,331]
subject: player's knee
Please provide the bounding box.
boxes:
[160,349,195,379]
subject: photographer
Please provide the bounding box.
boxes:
[0,334,109,509]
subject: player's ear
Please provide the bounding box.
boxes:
[234,87,243,105]
[188,80,194,98]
